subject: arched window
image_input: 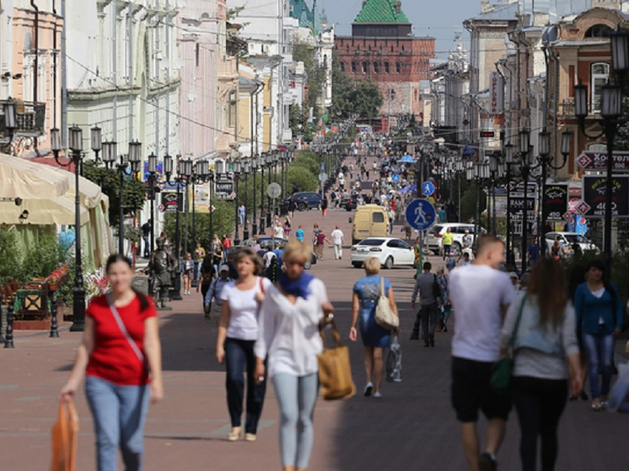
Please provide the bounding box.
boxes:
[351,61,357,73]
[340,61,346,73]
[396,62,401,74]
[591,62,610,113]
[373,61,379,73]
[384,62,390,74]
[585,24,613,38]
[362,61,368,74]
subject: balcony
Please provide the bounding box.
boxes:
[0,100,46,141]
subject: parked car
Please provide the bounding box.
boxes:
[350,237,415,269]
[425,223,485,256]
[544,232,599,254]
[351,204,390,244]
[289,192,322,211]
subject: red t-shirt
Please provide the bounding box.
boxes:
[316,233,326,245]
[86,294,157,386]
[223,238,232,249]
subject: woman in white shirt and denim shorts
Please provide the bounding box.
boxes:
[255,240,334,471]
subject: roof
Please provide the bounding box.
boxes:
[466,2,518,22]
[289,0,328,35]
[353,0,410,24]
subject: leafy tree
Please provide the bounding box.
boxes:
[292,40,327,122]
[81,161,147,227]
[20,231,64,281]
[330,54,383,120]
[287,166,318,193]
[0,226,23,283]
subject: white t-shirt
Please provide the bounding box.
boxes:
[273,225,284,239]
[255,278,329,377]
[331,229,344,245]
[449,265,517,362]
[220,277,272,341]
[263,251,276,268]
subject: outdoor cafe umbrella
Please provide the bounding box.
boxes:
[0,152,71,199]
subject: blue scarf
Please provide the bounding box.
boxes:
[279,272,315,299]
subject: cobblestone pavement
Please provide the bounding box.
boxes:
[2,176,629,471]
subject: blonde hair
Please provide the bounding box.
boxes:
[363,257,381,275]
[283,240,311,263]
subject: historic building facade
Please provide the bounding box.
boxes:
[334,0,435,129]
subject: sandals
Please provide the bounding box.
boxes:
[228,427,242,441]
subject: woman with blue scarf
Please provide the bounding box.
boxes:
[255,240,334,471]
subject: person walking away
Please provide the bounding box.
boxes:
[448,235,517,471]
[254,241,334,471]
[205,264,234,321]
[295,225,305,242]
[439,206,448,223]
[288,198,296,218]
[197,255,216,314]
[411,262,441,347]
[527,237,539,268]
[182,252,195,295]
[263,245,277,270]
[436,267,451,332]
[574,258,623,411]
[442,227,453,260]
[60,254,163,471]
[283,218,292,239]
[141,219,152,258]
[350,257,399,397]
[321,197,328,218]
[314,229,330,260]
[500,258,582,471]
[330,226,345,260]
[216,248,271,441]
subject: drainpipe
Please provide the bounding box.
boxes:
[30,0,39,154]
[52,0,58,129]
[61,0,66,144]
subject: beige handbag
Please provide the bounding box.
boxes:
[317,319,356,400]
[375,277,399,330]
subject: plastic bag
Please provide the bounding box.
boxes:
[608,361,629,413]
[50,401,79,471]
[386,335,402,383]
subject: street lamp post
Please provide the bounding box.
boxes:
[232,158,242,245]
[259,153,266,234]
[251,156,258,236]
[242,157,251,241]
[51,125,89,332]
[519,129,531,274]
[147,153,158,255]
[503,143,516,266]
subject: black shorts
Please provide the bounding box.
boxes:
[451,356,511,423]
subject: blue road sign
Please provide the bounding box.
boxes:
[405,199,437,231]
[422,181,435,196]
[392,174,401,183]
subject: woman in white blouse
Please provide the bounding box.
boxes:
[255,240,334,471]
[216,248,271,442]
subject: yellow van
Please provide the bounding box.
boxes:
[352,204,390,244]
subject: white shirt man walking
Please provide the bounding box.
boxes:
[330,226,345,260]
[448,235,517,471]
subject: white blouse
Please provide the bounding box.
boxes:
[254,278,328,378]
[221,277,272,341]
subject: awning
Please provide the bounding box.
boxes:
[0,194,90,226]
[0,152,71,199]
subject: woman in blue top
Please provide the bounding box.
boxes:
[574,259,623,411]
[349,257,399,398]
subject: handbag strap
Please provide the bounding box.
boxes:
[319,317,343,350]
[380,277,385,297]
[106,293,145,364]
[509,296,527,348]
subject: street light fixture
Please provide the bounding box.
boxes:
[147,153,158,255]
[91,125,102,161]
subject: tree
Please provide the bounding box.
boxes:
[292,40,327,123]
[330,53,383,120]
[0,226,23,283]
[81,161,147,227]
[287,166,318,193]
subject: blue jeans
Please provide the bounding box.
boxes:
[85,376,150,471]
[582,329,615,399]
[273,373,319,469]
[224,338,267,434]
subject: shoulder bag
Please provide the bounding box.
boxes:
[50,400,79,471]
[490,296,526,394]
[386,334,403,383]
[106,293,146,368]
[317,318,356,400]
[375,277,399,330]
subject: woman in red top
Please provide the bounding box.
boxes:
[60,254,163,471]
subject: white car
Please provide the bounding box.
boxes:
[425,223,486,255]
[545,232,599,254]
[350,237,415,269]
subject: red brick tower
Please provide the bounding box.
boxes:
[335,0,435,130]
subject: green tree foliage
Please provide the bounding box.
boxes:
[292,41,327,120]
[81,161,147,226]
[330,54,383,120]
[20,231,64,281]
[0,226,23,283]
[292,151,320,176]
[287,166,318,193]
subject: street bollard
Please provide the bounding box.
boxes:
[4,301,14,348]
[49,293,59,338]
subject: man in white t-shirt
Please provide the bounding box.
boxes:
[330,226,344,260]
[448,235,517,471]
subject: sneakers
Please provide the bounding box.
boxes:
[478,453,497,471]
[364,382,374,397]
[373,392,382,398]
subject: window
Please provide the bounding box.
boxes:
[362,61,368,74]
[585,24,613,38]
[372,212,385,223]
[591,62,610,113]
[228,91,237,128]
[387,240,400,248]
[396,62,401,74]
[340,61,346,73]
[384,62,390,74]
[351,62,357,73]
[373,61,379,73]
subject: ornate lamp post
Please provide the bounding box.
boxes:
[518,129,532,274]
[503,142,516,265]
[251,155,259,236]
[242,157,251,241]
[147,153,158,254]
[232,158,242,245]
[258,153,266,233]
[51,125,90,331]
[90,125,102,162]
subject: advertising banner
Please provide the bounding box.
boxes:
[543,184,568,222]
[582,175,629,218]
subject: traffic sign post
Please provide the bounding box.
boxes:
[267,183,282,220]
[405,199,437,231]
[422,181,435,197]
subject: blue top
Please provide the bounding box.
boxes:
[439,209,447,223]
[353,275,392,310]
[296,229,305,242]
[574,281,623,335]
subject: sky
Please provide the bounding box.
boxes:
[317,0,484,59]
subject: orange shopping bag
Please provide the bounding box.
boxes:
[50,400,79,471]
